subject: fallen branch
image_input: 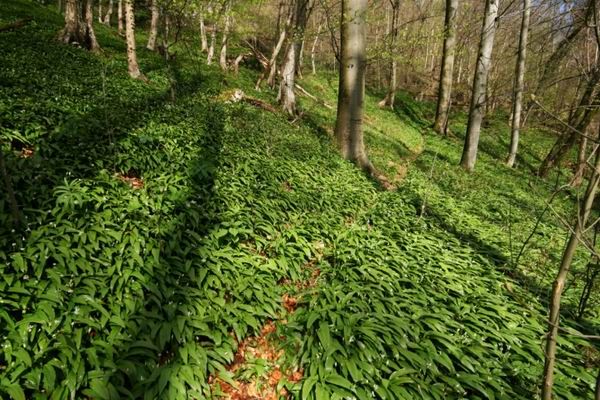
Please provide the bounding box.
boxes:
[294,84,334,109]
[0,17,32,32]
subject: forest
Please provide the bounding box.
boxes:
[1,0,600,398]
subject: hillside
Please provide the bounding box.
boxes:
[0,1,598,399]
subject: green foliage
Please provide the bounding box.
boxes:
[0,1,597,400]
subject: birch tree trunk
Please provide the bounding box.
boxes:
[117,0,124,35]
[207,24,216,65]
[460,0,499,171]
[219,1,232,71]
[83,0,101,52]
[378,0,400,109]
[433,0,459,134]
[59,0,84,45]
[278,0,311,115]
[335,0,372,173]
[98,1,103,23]
[103,0,113,25]
[147,0,159,51]
[124,0,142,79]
[542,147,600,400]
[506,0,531,167]
[256,8,292,89]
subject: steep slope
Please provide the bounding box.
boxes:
[0,1,597,400]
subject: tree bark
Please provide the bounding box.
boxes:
[335,0,372,173]
[379,0,401,109]
[207,24,216,65]
[83,0,101,52]
[219,1,232,70]
[460,0,499,171]
[103,0,113,25]
[124,0,142,79]
[117,0,124,35]
[278,0,311,115]
[98,0,103,23]
[571,133,589,187]
[199,11,208,52]
[542,147,600,400]
[433,0,459,134]
[311,22,322,75]
[506,0,531,167]
[59,0,84,45]
[146,0,159,51]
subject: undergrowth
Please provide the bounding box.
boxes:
[0,1,598,399]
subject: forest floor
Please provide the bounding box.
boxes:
[0,1,599,399]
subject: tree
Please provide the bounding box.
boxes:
[147,0,159,51]
[334,0,372,173]
[83,0,101,52]
[219,0,233,70]
[118,0,124,35]
[432,0,459,134]
[460,0,499,171]
[124,0,142,79]
[103,0,114,25]
[58,0,84,44]
[278,0,312,115]
[506,0,531,167]
[542,146,600,399]
[378,0,401,109]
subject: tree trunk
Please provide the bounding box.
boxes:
[571,133,589,187]
[460,0,499,171]
[200,12,208,52]
[433,0,459,134]
[506,0,531,167]
[117,0,124,35]
[98,0,103,23]
[311,22,322,75]
[219,1,232,71]
[278,0,311,115]
[146,0,159,51]
[59,0,84,45]
[542,147,600,400]
[207,24,216,65]
[379,0,401,109]
[103,0,113,25]
[83,0,100,52]
[335,0,372,173]
[124,0,142,79]
[256,8,292,89]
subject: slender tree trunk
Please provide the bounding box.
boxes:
[146,0,159,51]
[433,0,459,134]
[98,0,103,23]
[571,133,589,187]
[595,368,600,400]
[542,147,600,400]
[59,0,84,44]
[124,0,142,79]
[207,24,216,65]
[256,8,292,89]
[311,22,322,75]
[460,0,500,171]
[103,0,113,25]
[117,0,124,35]
[199,12,208,52]
[506,0,531,167]
[278,0,311,115]
[297,38,305,78]
[379,0,401,109]
[58,0,62,13]
[83,0,100,52]
[219,1,232,71]
[335,0,372,173]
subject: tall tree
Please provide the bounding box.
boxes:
[459,0,500,171]
[147,0,159,51]
[103,0,114,25]
[219,0,233,70]
[278,0,312,115]
[542,147,600,399]
[335,0,372,173]
[59,0,84,44]
[83,0,101,52]
[506,0,531,167]
[432,0,459,134]
[378,0,401,108]
[124,0,142,79]
[117,0,124,35]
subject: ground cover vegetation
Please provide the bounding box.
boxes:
[1,0,600,399]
